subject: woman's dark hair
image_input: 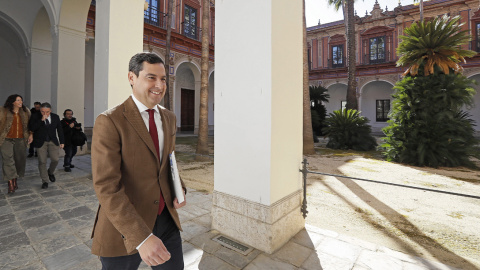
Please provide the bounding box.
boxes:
[3,94,28,113]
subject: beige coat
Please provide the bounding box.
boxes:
[91,96,185,257]
[0,107,30,146]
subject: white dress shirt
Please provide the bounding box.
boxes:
[131,94,164,163]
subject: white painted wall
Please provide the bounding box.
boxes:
[0,23,26,104]
[360,81,394,132]
[215,0,302,205]
[94,0,145,118]
[30,7,52,106]
[84,39,95,128]
[208,72,214,129]
[325,83,347,114]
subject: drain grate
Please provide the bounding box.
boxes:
[212,235,253,255]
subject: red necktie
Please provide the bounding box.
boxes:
[146,109,165,214]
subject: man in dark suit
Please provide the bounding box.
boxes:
[27,101,41,157]
[28,102,64,189]
[91,53,186,269]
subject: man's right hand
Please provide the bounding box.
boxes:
[42,115,48,121]
[138,235,171,266]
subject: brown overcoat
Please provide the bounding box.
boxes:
[91,96,185,257]
[0,107,31,146]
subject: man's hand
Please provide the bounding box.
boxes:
[173,189,187,209]
[138,235,171,266]
[41,114,48,121]
[28,134,33,144]
[60,144,64,149]
[69,123,75,128]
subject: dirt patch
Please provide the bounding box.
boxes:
[176,137,480,269]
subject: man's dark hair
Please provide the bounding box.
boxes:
[34,101,41,106]
[128,53,164,76]
[63,109,73,116]
[41,102,51,109]
[3,94,28,113]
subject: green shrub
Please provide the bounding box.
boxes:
[382,72,478,167]
[322,109,377,151]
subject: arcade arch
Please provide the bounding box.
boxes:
[360,80,394,132]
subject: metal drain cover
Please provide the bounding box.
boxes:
[212,235,253,255]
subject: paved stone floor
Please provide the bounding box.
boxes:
[0,154,461,270]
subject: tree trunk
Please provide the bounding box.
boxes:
[195,0,210,161]
[164,0,174,110]
[303,0,316,155]
[345,0,358,110]
[420,0,424,21]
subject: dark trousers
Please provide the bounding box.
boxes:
[28,143,36,155]
[63,145,77,167]
[100,209,184,270]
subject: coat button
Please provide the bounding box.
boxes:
[154,200,159,205]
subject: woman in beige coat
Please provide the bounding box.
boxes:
[0,94,32,194]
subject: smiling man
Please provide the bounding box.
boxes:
[91,53,187,270]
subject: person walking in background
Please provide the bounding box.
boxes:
[28,101,41,158]
[61,109,81,172]
[0,94,32,194]
[28,102,64,189]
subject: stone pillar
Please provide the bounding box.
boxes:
[51,24,87,125]
[93,0,145,118]
[213,0,304,254]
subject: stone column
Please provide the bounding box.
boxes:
[93,0,145,118]
[213,0,304,254]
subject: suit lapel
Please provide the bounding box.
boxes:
[123,97,160,166]
[158,106,171,172]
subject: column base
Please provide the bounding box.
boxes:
[212,190,305,254]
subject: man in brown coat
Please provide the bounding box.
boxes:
[91,53,186,269]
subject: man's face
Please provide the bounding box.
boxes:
[34,104,41,111]
[41,108,51,118]
[128,62,166,109]
[65,111,73,120]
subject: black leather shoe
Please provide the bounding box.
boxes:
[69,164,75,168]
[34,152,38,157]
[27,153,34,158]
[64,167,71,172]
[41,182,48,189]
[48,174,56,182]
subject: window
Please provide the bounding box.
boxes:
[376,100,390,122]
[145,0,164,28]
[183,5,198,39]
[369,37,385,64]
[341,101,347,111]
[332,45,344,68]
[476,23,480,52]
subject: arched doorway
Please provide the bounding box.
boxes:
[360,80,394,132]
[325,83,347,114]
[174,61,200,132]
[467,74,480,132]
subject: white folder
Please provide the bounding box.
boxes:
[169,151,185,204]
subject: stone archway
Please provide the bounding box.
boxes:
[360,80,394,132]
[325,83,347,114]
[174,61,200,132]
[467,74,480,131]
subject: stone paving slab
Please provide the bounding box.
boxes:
[0,154,469,270]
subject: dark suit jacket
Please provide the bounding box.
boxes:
[28,112,65,148]
[91,96,186,257]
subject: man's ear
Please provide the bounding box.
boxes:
[128,71,136,87]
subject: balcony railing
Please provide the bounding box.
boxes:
[327,57,346,68]
[362,51,393,65]
[181,22,201,41]
[144,6,167,29]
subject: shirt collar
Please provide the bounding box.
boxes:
[131,94,159,114]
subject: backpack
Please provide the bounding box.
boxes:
[71,129,87,147]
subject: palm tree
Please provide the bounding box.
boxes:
[195,0,210,161]
[164,0,174,110]
[397,15,476,77]
[303,0,316,155]
[328,0,357,110]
